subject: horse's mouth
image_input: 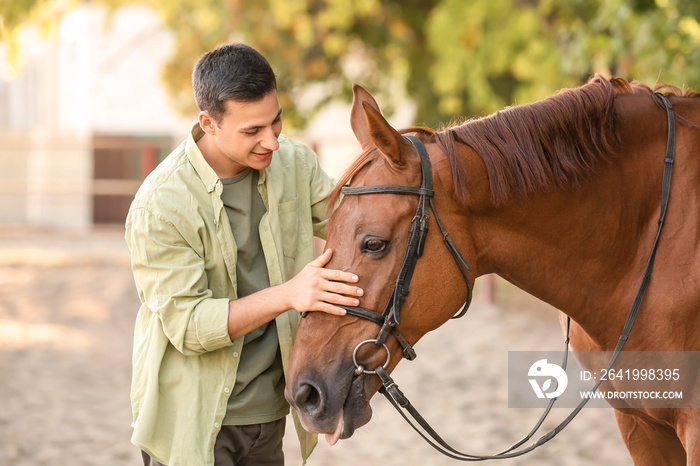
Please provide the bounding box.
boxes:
[293,370,373,445]
[329,372,372,444]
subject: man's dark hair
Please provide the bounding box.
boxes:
[193,43,277,121]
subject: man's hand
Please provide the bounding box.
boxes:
[227,249,362,340]
[284,248,363,316]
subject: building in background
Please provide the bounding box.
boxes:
[0,5,192,229]
[0,4,412,229]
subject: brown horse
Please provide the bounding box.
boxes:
[285,76,700,464]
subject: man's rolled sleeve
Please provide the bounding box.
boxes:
[127,206,232,355]
[185,297,232,352]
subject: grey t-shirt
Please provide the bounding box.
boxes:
[220,168,288,425]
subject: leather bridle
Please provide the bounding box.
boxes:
[323,93,676,460]
[339,134,474,365]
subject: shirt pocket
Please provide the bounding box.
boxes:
[278,197,310,259]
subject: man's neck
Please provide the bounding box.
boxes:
[196,132,247,178]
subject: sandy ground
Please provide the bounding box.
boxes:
[0,227,632,465]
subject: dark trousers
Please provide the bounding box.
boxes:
[142,418,286,466]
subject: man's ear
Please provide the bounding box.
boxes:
[198,111,217,135]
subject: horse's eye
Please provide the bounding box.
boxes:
[364,238,387,253]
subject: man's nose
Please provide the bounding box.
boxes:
[260,128,280,152]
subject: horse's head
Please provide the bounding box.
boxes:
[285,85,474,444]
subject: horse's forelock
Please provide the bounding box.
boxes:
[327,128,437,213]
[327,147,382,214]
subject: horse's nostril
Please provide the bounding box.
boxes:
[295,382,324,416]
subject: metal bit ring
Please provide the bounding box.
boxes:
[352,339,391,375]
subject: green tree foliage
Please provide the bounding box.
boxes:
[427,0,700,118]
[3,0,700,128]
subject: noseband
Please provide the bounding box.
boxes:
[339,135,474,363]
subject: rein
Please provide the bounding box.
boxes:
[334,92,676,460]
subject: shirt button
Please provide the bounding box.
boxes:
[232,352,239,358]
[214,422,220,428]
[224,387,231,394]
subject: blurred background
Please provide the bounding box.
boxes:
[1,0,699,229]
[1,0,698,464]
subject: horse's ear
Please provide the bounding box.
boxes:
[363,102,412,166]
[351,84,381,152]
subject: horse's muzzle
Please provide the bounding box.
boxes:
[286,370,373,441]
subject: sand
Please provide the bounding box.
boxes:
[0,227,631,465]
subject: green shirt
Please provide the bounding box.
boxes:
[219,168,286,425]
[125,123,333,466]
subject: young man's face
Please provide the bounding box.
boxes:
[201,91,283,177]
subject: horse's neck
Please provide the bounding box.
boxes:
[457,118,667,347]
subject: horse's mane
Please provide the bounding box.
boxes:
[437,75,697,206]
[329,75,697,208]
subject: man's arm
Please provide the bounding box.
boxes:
[127,206,233,355]
[227,248,361,340]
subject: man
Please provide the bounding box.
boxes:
[125,43,362,466]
